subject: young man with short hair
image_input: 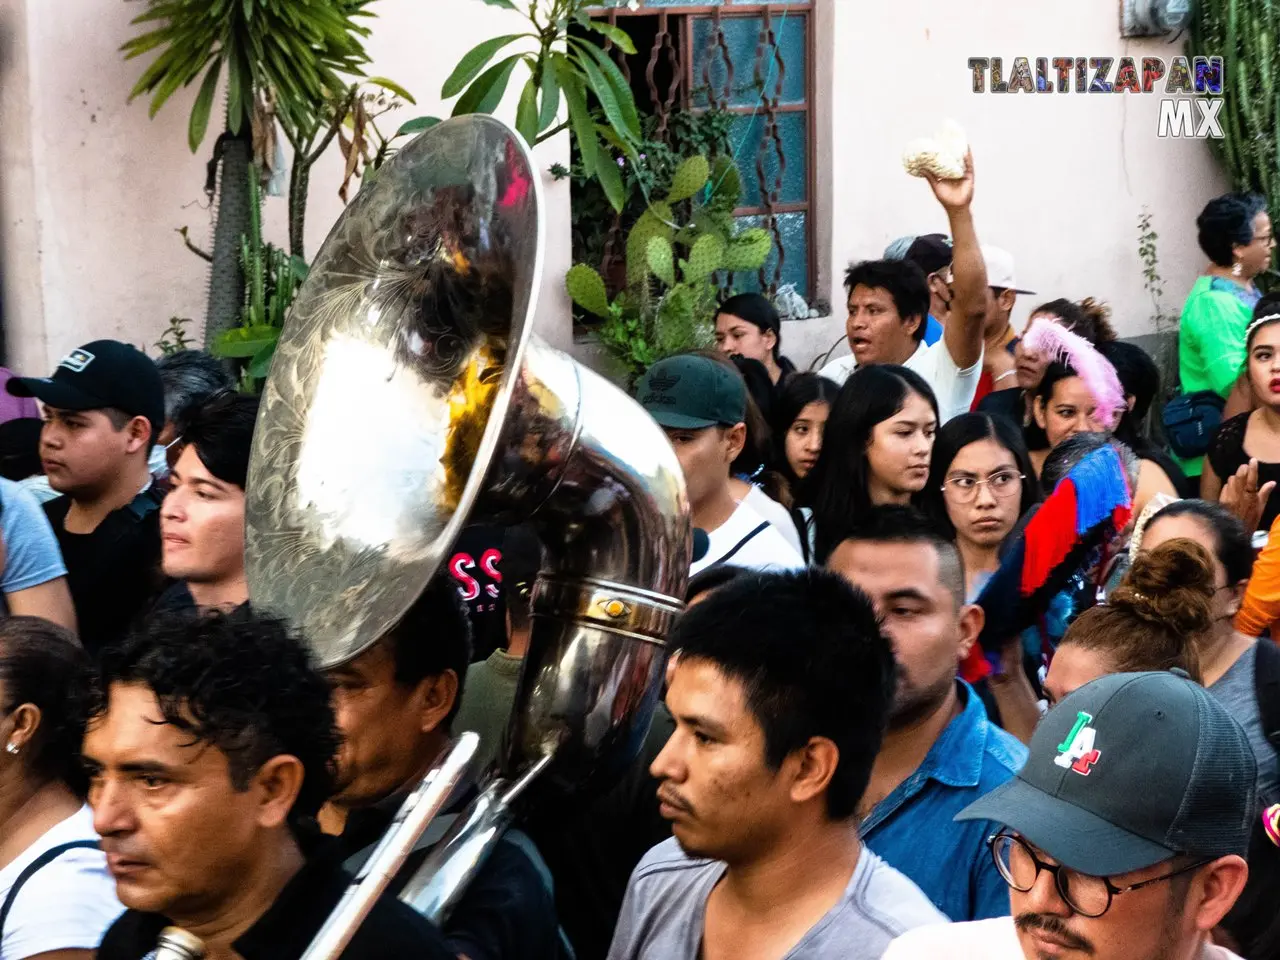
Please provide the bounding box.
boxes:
[85,611,453,959]
[156,391,258,613]
[323,575,562,960]
[609,568,946,960]
[886,233,951,343]
[826,506,1027,921]
[636,354,803,575]
[884,671,1256,960]
[9,340,166,655]
[821,154,989,423]
[972,245,1035,409]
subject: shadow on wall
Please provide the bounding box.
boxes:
[0,11,10,366]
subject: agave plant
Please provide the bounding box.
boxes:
[121,0,378,345]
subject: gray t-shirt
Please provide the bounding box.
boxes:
[0,477,66,614]
[607,837,948,960]
[1209,642,1280,800]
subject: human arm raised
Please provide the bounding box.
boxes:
[925,149,987,370]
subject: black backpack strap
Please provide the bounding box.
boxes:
[713,522,769,568]
[1254,640,1280,762]
[0,839,100,936]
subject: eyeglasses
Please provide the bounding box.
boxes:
[989,833,1210,918]
[940,471,1024,503]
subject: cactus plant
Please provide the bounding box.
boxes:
[566,154,772,381]
[1190,0,1280,282]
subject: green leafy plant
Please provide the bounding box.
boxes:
[1137,207,1180,401]
[566,155,771,381]
[1190,1,1280,287]
[401,0,643,212]
[553,107,737,273]
[154,316,195,356]
[121,0,380,344]
[210,169,308,390]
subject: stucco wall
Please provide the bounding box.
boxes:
[0,0,1232,378]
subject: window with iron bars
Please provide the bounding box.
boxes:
[585,1,816,304]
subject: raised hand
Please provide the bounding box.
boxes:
[923,148,974,211]
[1220,458,1275,533]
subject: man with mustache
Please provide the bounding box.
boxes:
[608,568,947,960]
[84,611,455,959]
[883,671,1256,960]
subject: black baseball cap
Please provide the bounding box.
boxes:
[904,234,953,276]
[8,340,166,438]
[957,671,1257,876]
[636,355,746,430]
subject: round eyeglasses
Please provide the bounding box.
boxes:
[940,471,1025,503]
[989,833,1210,918]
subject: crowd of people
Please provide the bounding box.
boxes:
[1,147,1279,960]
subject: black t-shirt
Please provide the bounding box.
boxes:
[44,489,163,657]
[1209,413,1280,532]
[448,524,508,662]
[338,791,561,960]
[96,836,453,960]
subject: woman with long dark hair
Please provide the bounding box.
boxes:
[808,364,939,563]
[714,293,796,386]
[770,373,840,494]
[925,413,1039,599]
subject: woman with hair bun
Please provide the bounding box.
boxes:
[1176,193,1276,478]
[1042,538,1213,704]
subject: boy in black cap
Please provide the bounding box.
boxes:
[8,340,166,655]
[883,670,1257,960]
[636,354,803,575]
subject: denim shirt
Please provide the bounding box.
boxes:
[861,681,1027,922]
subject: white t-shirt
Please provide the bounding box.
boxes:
[743,485,805,558]
[0,804,123,958]
[882,917,1244,960]
[818,339,982,425]
[691,499,806,577]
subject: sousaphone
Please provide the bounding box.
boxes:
[242,115,691,955]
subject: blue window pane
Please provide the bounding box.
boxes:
[728,111,806,207]
[730,213,808,299]
[692,15,806,107]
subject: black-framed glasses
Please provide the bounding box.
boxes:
[988,833,1210,918]
[940,471,1025,503]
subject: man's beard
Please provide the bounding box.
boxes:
[888,673,954,730]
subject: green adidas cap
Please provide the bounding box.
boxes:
[636,355,746,430]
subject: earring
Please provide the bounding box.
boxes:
[5,742,17,755]
[1233,261,1244,278]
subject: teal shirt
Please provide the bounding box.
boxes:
[1175,275,1260,475]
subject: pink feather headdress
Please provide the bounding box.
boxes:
[1022,318,1126,430]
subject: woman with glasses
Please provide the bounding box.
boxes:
[0,617,121,958]
[926,413,1039,600]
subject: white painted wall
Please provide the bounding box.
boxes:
[0,0,1232,379]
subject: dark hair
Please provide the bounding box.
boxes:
[924,413,1040,537]
[1029,298,1117,346]
[808,364,939,563]
[769,373,840,492]
[500,525,541,632]
[174,392,260,490]
[1034,361,1078,407]
[716,294,782,361]
[1197,193,1268,267]
[1096,340,1159,450]
[1148,499,1255,583]
[0,418,43,481]
[91,611,340,825]
[843,260,931,344]
[156,350,235,426]
[1040,432,1139,495]
[1246,292,1280,350]
[383,576,473,729]
[835,505,966,609]
[686,563,753,603]
[0,618,91,794]
[1061,538,1212,680]
[670,568,895,820]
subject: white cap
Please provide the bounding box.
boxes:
[982,245,1035,294]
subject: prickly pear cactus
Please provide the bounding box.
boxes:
[565,264,612,318]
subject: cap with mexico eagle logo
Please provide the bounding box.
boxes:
[956,670,1257,877]
[635,355,747,430]
[7,339,165,438]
